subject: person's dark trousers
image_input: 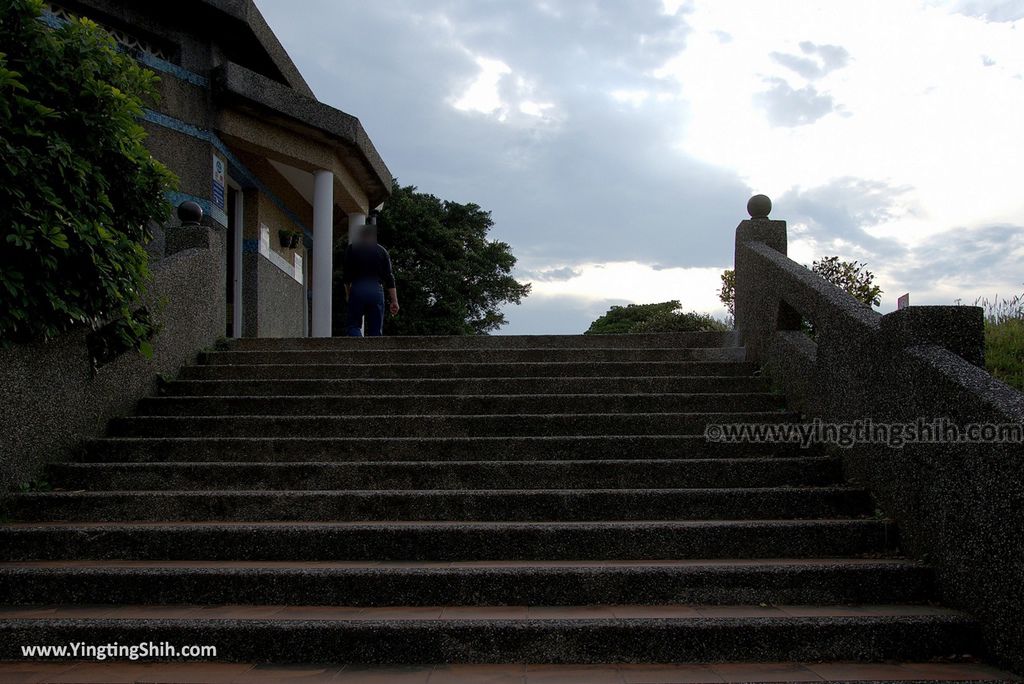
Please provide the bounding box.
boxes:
[346,278,385,337]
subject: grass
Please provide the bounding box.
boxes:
[976,292,1024,392]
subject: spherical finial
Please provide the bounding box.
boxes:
[177,201,203,226]
[747,194,772,219]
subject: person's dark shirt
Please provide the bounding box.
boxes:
[342,242,396,289]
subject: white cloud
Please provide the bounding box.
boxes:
[518,100,554,117]
[932,0,1024,22]
[610,89,652,106]
[450,54,560,126]
[256,0,1024,332]
[451,56,511,115]
[524,261,728,314]
[665,0,1024,233]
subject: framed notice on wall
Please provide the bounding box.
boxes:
[212,154,226,210]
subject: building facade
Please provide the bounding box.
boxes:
[42,0,392,338]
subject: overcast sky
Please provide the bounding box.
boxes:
[256,0,1024,334]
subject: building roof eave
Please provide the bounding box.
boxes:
[196,0,315,98]
[212,61,393,208]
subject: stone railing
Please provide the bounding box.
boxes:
[734,195,1024,671]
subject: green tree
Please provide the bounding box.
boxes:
[810,256,882,307]
[719,269,736,315]
[585,301,729,334]
[336,182,530,335]
[718,256,883,313]
[0,0,176,350]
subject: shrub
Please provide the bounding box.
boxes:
[586,301,729,334]
[631,310,730,334]
[0,0,176,350]
[975,292,1024,392]
[718,257,882,315]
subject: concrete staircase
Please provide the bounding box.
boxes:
[0,333,996,677]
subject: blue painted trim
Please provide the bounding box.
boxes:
[242,239,260,254]
[138,52,208,88]
[141,109,311,238]
[40,8,311,240]
[166,191,228,227]
[39,9,209,88]
[143,109,208,140]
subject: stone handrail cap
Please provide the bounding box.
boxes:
[177,201,204,225]
[747,194,772,219]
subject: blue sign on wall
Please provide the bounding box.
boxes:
[212,154,226,209]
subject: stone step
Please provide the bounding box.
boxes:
[0,659,1013,682]
[79,435,810,463]
[230,332,739,350]
[162,375,771,397]
[1,327,996,676]
[48,457,843,491]
[200,348,747,365]
[106,412,794,438]
[0,559,935,607]
[136,393,785,416]
[177,361,759,380]
[7,487,871,522]
[0,605,978,664]
[0,520,897,561]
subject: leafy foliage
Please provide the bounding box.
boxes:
[811,256,883,307]
[586,301,729,334]
[17,478,52,493]
[86,306,160,367]
[975,291,1024,392]
[336,182,530,335]
[586,301,680,335]
[719,269,736,315]
[718,256,883,313]
[0,0,176,348]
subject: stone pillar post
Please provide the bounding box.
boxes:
[879,305,985,367]
[733,195,789,362]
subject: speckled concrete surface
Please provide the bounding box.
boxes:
[176,360,761,380]
[733,214,1024,672]
[0,520,896,562]
[45,457,842,491]
[0,559,933,607]
[104,412,797,439]
[0,612,980,663]
[3,313,1010,673]
[7,486,871,522]
[0,659,1016,682]
[0,226,225,495]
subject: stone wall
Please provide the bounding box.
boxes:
[0,226,225,495]
[239,189,307,338]
[734,213,1024,672]
[242,253,305,338]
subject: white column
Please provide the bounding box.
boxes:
[312,169,334,337]
[348,212,366,244]
[231,190,244,338]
